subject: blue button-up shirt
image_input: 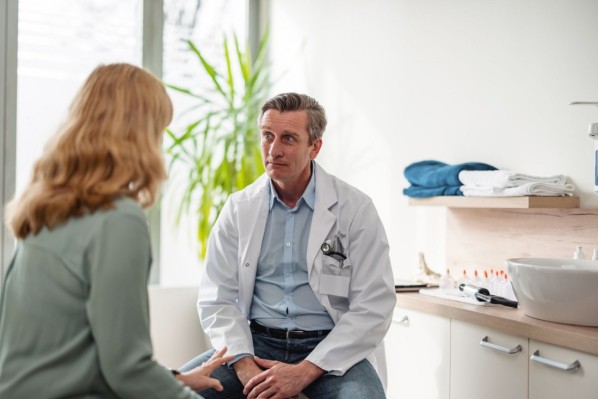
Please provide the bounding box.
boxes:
[249,167,335,331]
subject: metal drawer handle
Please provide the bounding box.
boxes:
[531,350,581,371]
[480,336,522,354]
[392,315,409,324]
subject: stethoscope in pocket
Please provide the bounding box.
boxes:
[321,239,347,268]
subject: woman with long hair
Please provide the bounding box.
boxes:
[0,63,230,398]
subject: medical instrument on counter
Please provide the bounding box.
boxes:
[459,283,518,308]
[321,239,347,268]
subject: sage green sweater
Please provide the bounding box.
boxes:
[0,198,201,398]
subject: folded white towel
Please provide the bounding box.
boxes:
[458,170,567,188]
[461,182,575,197]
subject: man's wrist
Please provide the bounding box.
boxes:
[233,356,262,386]
[299,360,326,380]
[229,352,253,367]
[232,355,259,375]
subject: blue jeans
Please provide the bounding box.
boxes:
[180,331,385,399]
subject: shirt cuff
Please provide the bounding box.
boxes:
[227,353,253,367]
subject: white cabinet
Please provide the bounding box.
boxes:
[385,307,450,399]
[529,339,598,399]
[390,295,598,399]
[450,320,528,399]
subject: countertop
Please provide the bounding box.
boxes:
[395,292,598,356]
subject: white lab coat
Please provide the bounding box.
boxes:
[197,162,396,387]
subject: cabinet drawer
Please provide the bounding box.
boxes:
[385,307,450,399]
[529,340,598,399]
[451,320,528,399]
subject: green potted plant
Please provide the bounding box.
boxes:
[165,30,270,259]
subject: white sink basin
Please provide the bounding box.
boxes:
[506,258,598,327]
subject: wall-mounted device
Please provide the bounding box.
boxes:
[570,101,598,192]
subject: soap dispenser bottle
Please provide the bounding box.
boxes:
[570,101,598,192]
[589,123,598,192]
[574,245,586,259]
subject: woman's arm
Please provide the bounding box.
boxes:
[86,210,206,398]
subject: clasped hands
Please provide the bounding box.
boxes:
[235,356,324,399]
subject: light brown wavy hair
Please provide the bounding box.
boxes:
[6,63,173,239]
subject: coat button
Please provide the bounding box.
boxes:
[245,262,250,267]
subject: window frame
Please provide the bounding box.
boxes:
[1,0,18,286]
[143,0,165,285]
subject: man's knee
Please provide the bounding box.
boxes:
[304,360,385,399]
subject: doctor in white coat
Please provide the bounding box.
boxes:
[181,93,396,399]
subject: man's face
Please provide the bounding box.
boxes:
[259,109,322,187]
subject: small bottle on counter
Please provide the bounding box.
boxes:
[474,269,486,289]
[457,269,471,289]
[489,270,499,291]
[574,245,586,259]
[439,269,455,292]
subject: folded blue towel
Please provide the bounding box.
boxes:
[405,160,497,187]
[403,185,463,198]
[403,160,497,198]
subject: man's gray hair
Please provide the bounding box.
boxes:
[259,92,327,144]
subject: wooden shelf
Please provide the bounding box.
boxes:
[408,196,580,209]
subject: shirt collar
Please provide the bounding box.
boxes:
[269,161,316,210]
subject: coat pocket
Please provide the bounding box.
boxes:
[319,257,352,298]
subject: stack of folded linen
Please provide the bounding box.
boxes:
[403,160,497,198]
[459,170,575,197]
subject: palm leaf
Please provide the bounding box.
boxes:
[165,30,270,260]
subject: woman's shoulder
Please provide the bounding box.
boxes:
[110,197,146,220]
[33,197,146,247]
[64,197,146,234]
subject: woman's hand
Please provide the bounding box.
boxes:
[176,347,234,392]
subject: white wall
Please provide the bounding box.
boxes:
[148,286,211,368]
[265,0,598,279]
